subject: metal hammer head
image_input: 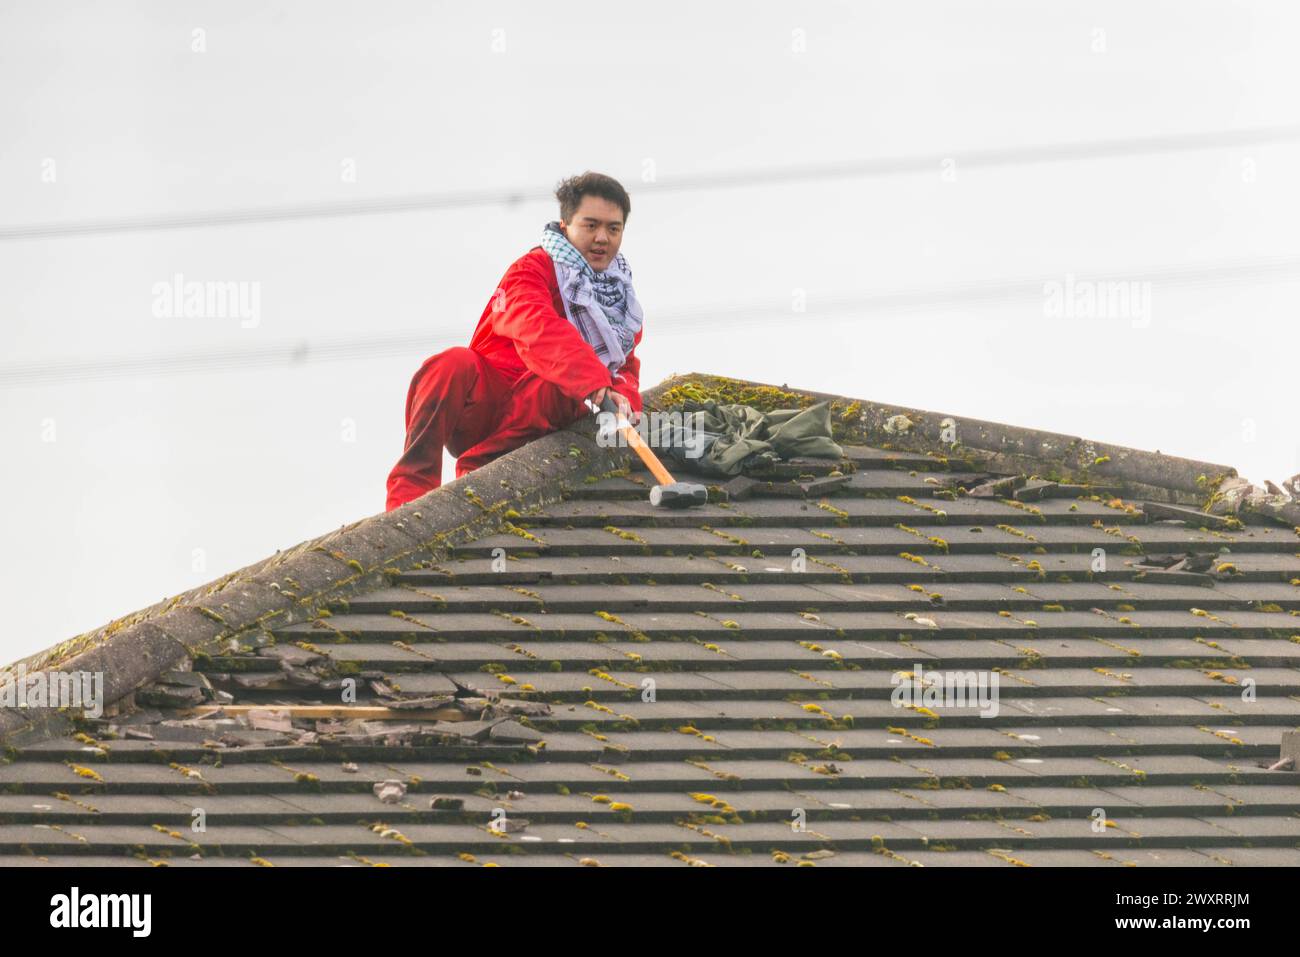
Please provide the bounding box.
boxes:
[649,482,709,509]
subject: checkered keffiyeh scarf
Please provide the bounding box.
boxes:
[540,220,643,372]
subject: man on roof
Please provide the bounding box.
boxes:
[385,171,644,511]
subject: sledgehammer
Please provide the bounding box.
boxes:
[585,393,709,509]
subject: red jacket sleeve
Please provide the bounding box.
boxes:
[491,252,613,404]
[611,325,643,414]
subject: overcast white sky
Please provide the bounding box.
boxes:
[2,0,1298,663]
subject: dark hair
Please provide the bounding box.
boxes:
[555,171,631,224]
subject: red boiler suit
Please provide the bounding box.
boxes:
[385,245,643,511]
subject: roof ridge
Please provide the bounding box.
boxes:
[641,373,1239,506]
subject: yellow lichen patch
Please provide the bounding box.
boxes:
[792,670,835,688]
[1198,726,1244,746]
[1203,670,1240,685]
[685,759,742,782]
[688,792,738,814]
[51,793,98,814]
[1095,637,1141,657]
[885,726,935,746]
[66,764,103,782]
[502,522,542,543]
[816,500,850,520]
[370,823,414,845]
[699,525,750,546]
[1003,499,1045,520]
[496,612,536,629]
[677,725,716,742]
[986,849,1030,867]
[587,668,637,690]
[670,850,711,866]
[1092,666,1132,682]
[700,581,743,601]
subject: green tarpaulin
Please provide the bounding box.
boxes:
[658,399,845,477]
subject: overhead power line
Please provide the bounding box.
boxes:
[2,125,1297,242]
[3,255,1297,388]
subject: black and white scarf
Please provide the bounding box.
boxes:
[540,220,643,372]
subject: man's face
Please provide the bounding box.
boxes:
[560,195,624,273]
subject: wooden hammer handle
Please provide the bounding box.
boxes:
[594,394,676,486]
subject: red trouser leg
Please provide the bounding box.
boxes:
[454,372,593,477]
[385,347,508,511]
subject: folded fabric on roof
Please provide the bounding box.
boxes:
[658,399,844,476]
